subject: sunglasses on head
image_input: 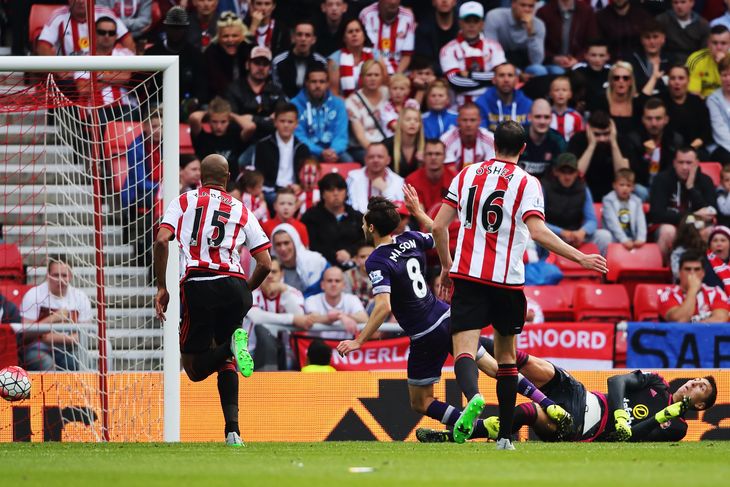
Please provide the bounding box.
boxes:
[96,28,117,37]
[220,11,238,21]
[612,75,631,81]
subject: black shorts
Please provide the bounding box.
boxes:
[539,365,587,441]
[180,275,252,354]
[449,278,526,336]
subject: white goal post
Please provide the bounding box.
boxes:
[0,56,181,442]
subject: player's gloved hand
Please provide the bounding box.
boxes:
[655,396,691,424]
[613,409,632,442]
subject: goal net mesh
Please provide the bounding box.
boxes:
[0,68,168,441]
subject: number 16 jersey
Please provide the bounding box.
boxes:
[160,186,271,281]
[443,159,544,288]
[366,231,449,337]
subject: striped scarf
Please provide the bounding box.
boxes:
[339,48,374,97]
[707,251,730,295]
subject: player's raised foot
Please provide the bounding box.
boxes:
[231,328,254,378]
[495,438,515,450]
[416,428,453,443]
[546,404,573,439]
[452,394,485,444]
[483,416,500,441]
[225,431,245,447]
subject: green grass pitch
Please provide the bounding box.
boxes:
[2,441,729,486]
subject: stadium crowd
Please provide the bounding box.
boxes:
[3,0,730,370]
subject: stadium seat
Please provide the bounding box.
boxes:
[593,203,603,229]
[104,122,143,157]
[0,244,24,283]
[605,243,670,295]
[0,325,18,369]
[700,162,722,187]
[179,124,195,155]
[633,283,667,321]
[573,283,631,322]
[0,282,32,309]
[552,243,603,281]
[319,162,361,180]
[524,283,575,321]
[28,4,61,48]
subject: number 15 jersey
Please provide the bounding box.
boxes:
[443,159,544,288]
[160,186,271,281]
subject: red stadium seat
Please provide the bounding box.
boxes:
[103,122,143,192]
[0,326,18,368]
[553,243,603,281]
[0,282,32,309]
[700,162,722,187]
[29,4,62,47]
[593,203,603,229]
[605,243,670,296]
[179,124,195,155]
[524,283,575,321]
[633,283,667,321]
[0,244,24,283]
[319,162,361,180]
[573,283,631,322]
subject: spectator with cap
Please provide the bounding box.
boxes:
[225,45,286,143]
[272,19,328,99]
[301,173,365,267]
[145,6,209,113]
[291,64,351,163]
[484,0,549,77]
[542,152,613,256]
[656,0,710,64]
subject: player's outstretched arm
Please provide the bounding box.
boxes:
[336,293,391,356]
[403,184,433,232]
[153,227,173,321]
[525,216,608,274]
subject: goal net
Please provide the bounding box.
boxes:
[0,56,180,442]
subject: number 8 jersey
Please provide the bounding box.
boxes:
[443,159,544,288]
[160,186,272,281]
[365,231,449,337]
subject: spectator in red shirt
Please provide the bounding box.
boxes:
[405,139,456,213]
[261,187,310,246]
[659,249,730,322]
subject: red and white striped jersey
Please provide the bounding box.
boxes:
[658,284,729,322]
[240,192,269,223]
[550,109,584,142]
[160,186,271,280]
[440,126,496,171]
[359,3,415,74]
[297,189,321,216]
[440,33,506,106]
[37,6,129,56]
[74,46,135,106]
[443,159,545,288]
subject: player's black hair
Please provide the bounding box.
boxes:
[305,62,329,80]
[493,120,525,157]
[424,138,445,149]
[47,254,70,272]
[702,376,718,410]
[291,18,316,33]
[408,54,435,72]
[710,24,730,36]
[274,102,298,118]
[587,110,611,130]
[306,339,332,366]
[364,196,400,237]
[318,172,347,192]
[679,249,705,268]
[586,38,609,50]
[95,16,117,28]
[179,154,198,169]
[643,97,666,114]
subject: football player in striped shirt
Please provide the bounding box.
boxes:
[432,121,608,450]
[154,154,273,446]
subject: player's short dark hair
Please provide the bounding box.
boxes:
[96,16,117,28]
[587,110,611,130]
[641,19,665,36]
[702,376,718,410]
[318,172,347,192]
[643,97,666,114]
[306,63,329,80]
[274,102,298,118]
[494,120,525,156]
[679,249,705,268]
[47,254,70,272]
[424,138,445,149]
[180,154,199,169]
[710,24,730,36]
[675,146,698,159]
[307,339,332,366]
[365,196,400,236]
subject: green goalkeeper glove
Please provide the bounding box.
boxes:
[655,396,691,424]
[613,409,632,441]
